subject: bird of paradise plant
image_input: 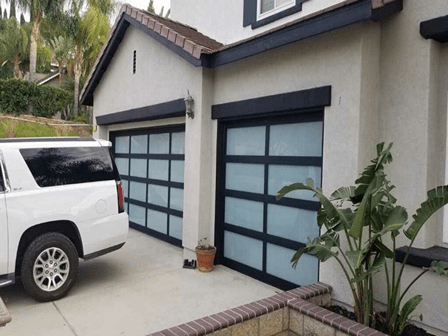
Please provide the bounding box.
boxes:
[277,143,448,335]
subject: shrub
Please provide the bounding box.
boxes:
[0,78,73,118]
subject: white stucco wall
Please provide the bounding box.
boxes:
[170,0,355,44]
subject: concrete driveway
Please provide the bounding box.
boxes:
[0,229,279,336]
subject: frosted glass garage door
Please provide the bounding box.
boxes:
[111,126,185,246]
[218,113,322,290]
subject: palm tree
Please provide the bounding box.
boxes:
[64,0,110,116]
[49,34,74,83]
[0,17,29,78]
[16,0,65,82]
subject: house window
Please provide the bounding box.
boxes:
[260,0,294,15]
[133,50,136,74]
[243,0,304,29]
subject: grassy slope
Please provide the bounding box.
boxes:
[0,120,78,138]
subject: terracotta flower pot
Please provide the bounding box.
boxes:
[195,246,217,272]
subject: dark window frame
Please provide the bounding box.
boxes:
[243,0,304,29]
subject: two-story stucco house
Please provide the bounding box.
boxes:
[80,0,448,334]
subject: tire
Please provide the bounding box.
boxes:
[21,232,79,302]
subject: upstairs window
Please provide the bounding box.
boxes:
[260,0,294,15]
[244,0,304,29]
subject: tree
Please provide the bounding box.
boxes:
[146,0,154,13]
[20,13,25,25]
[3,9,7,20]
[0,17,29,78]
[9,0,16,18]
[63,0,111,116]
[49,34,74,83]
[16,0,65,82]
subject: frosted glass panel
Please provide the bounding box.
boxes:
[122,180,129,198]
[266,243,318,286]
[170,188,183,211]
[172,132,185,154]
[227,126,265,156]
[171,161,184,183]
[169,215,182,240]
[226,163,264,194]
[225,197,263,232]
[130,159,147,178]
[131,135,148,154]
[224,231,263,270]
[149,133,169,154]
[267,204,318,243]
[128,204,145,226]
[148,184,168,207]
[115,136,129,154]
[115,158,129,176]
[269,122,323,157]
[268,165,321,201]
[147,209,167,234]
[148,160,169,181]
[129,181,146,202]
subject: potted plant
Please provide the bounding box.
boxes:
[195,238,217,272]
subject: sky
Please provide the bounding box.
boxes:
[0,0,171,23]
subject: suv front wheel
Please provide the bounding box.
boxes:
[21,233,79,302]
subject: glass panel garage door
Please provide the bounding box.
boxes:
[111,125,184,246]
[216,113,322,290]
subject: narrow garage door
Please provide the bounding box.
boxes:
[110,125,185,246]
[216,112,322,290]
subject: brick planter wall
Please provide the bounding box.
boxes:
[148,283,387,336]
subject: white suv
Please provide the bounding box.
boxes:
[0,137,128,301]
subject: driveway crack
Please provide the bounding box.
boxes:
[52,302,78,336]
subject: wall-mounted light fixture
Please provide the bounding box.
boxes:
[184,91,194,119]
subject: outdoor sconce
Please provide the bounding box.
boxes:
[185,91,194,119]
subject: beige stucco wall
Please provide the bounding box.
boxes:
[93,25,218,260]
[170,0,354,44]
[93,26,201,117]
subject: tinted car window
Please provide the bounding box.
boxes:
[0,163,4,192]
[20,147,121,187]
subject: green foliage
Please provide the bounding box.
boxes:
[0,78,72,117]
[0,78,31,113]
[0,17,29,77]
[36,42,52,73]
[33,85,72,117]
[277,143,448,335]
[0,119,77,137]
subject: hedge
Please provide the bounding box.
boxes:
[0,78,72,118]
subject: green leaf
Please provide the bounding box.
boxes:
[346,250,362,269]
[291,233,339,267]
[331,186,356,200]
[397,295,423,334]
[405,186,448,240]
[429,260,448,276]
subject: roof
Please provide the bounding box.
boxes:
[37,72,60,86]
[80,0,402,106]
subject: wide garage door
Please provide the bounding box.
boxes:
[111,125,185,246]
[216,112,322,290]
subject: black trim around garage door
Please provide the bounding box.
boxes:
[212,86,331,120]
[96,99,186,126]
